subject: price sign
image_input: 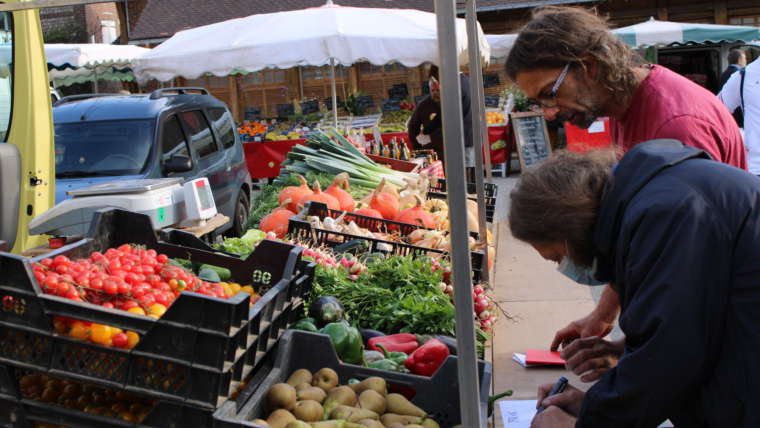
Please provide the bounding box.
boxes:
[510,112,552,170]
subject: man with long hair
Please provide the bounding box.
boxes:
[504,7,747,384]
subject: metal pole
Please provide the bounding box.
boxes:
[477,74,493,183]
[330,58,338,128]
[465,0,490,285]
[434,1,482,427]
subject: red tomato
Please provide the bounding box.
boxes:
[117,244,132,254]
[56,282,71,296]
[156,254,168,264]
[54,265,69,275]
[146,249,157,258]
[117,281,131,294]
[103,280,118,295]
[111,270,128,280]
[53,255,70,266]
[138,294,156,307]
[40,258,54,268]
[111,332,128,348]
[34,271,45,282]
[101,302,114,309]
[122,300,138,310]
[65,289,79,300]
[89,278,103,290]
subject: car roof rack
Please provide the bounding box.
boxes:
[149,87,210,100]
[53,93,124,107]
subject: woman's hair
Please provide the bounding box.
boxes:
[505,6,643,105]
[509,149,618,266]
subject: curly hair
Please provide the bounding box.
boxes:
[505,6,643,105]
[508,149,619,267]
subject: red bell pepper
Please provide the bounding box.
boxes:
[404,338,449,376]
[368,333,419,354]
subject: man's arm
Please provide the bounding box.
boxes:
[550,285,619,351]
[718,70,741,112]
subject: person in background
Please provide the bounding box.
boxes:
[720,57,759,175]
[510,141,760,427]
[408,65,475,179]
[503,6,747,381]
[720,49,747,88]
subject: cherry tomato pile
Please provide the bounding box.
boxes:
[33,244,244,312]
[19,372,153,424]
[52,316,141,349]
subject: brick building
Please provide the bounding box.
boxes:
[40,3,121,44]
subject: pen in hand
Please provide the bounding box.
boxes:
[536,376,568,414]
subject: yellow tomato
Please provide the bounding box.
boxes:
[90,324,113,346]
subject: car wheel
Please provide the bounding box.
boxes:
[227,189,250,238]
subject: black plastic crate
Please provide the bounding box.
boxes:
[0,209,310,409]
[213,330,492,428]
[288,202,485,282]
[427,178,498,223]
[0,363,217,428]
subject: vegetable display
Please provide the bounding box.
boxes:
[258,371,442,428]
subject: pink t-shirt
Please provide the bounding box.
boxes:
[611,65,747,170]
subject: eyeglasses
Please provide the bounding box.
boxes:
[528,63,571,108]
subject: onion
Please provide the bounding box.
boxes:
[297,181,340,211]
[279,174,312,212]
[325,172,356,211]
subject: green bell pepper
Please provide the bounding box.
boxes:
[292,317,319,333]
[367,359,403,371]
[320,322,363,365]
[376,344,408,365]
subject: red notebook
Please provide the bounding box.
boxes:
[525,350,565,366]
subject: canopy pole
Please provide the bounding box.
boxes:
[434,1,483,427]
[466,0,490,285]
[330,58,338,128]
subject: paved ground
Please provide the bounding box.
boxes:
[488,175,600,427]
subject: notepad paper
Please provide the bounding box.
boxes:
[513,350,565,368]
[499,400,674,427]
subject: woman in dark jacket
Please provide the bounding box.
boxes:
[509,139,760,428]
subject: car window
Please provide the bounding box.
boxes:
[55,119,155,177]
[161,115,191,162]
[179,110,219,158]
[207,107,236,149]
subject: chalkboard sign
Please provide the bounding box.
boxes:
[381,99,401,112]
[323,97,344,110]
[244,107,261,121]
[510,111,552,170]
[276,103,295,118]
[388,83,408,100]
[483,73,500,88]
[484,95,500,108]
[300,99,319,115]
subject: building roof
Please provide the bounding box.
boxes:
[126,0,595,43]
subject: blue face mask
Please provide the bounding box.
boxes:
[557,255,606,286]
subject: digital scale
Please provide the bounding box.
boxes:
[29,177,218,237]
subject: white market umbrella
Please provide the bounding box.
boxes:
[613,18,760,47]
[485,34,517,59]
[45,44,150,88]
[134,0,491,127]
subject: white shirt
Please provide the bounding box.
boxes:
[719,58,760,174]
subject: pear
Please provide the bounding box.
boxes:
[348,377,387,396]
[310,421,363,428]
[405,425,424,428]
[292,399,323,422]
[287,369,313,387]
[284,422,310,428]
[268,383,297,411]
[330,405,379,422]
[358,389,386,414]
[266,409,297,428]
[380,414,423,426]
[356,419,384,428]
[297,386,327,403]
[323,385,357,414]
[386,393,426,417]
[312,368,339,392]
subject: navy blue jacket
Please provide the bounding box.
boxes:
[578,140,760,427]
